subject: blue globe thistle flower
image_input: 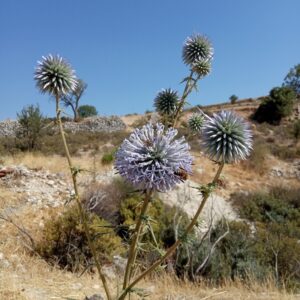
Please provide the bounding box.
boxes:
[115,123,193,192]
[202,111,252,163]
[34,54,77,97]
[188,113,205,133]
[154,89,179,116]
[182,35,213,67]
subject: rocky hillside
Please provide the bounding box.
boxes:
[0,115,126,137]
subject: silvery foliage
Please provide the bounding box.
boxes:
[154,89,179,116]
[188,113,205,133]
[202,111,252,163]
[115,123,192,192]
[34,54,77,97]
[182,34,213,76]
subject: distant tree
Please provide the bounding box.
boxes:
[78,105,98,118]
[61,79,87,121]
[253,87,296,124]
[229,95,238,104]
[283,64,300,95]
[17,104,44,150]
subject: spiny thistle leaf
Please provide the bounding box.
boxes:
[202,111,252,163]
[182,34,213,66]
[154,88,179,116]
[34,54,77,97]
[114,123,193,192]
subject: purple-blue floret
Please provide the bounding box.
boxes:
[115,123,193,192]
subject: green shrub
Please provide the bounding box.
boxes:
[36,205,125,271]
[231,187,300,229]
[101,149,117,165]
[253,87,296,124]
[283,63,300,95]
[81,179,191,251]
[16,104,45,150]
[174,218,300,289]
[171,187,300,288]
[229,94,238,104]
[118,193,192,269]
[78,105,98,118]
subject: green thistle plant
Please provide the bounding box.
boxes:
[182,34,213,66]
[154,88,179,116]
[34,55,112,300]
[34,54,77,97]
[188,113,205,133]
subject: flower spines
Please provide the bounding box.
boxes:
[182,35,213,67]
[188,113,205,133]
[34,54,77,97]
[115,123,192,192]
[202,111,252,163]
[154,89,179,116]
[191,60,211,77]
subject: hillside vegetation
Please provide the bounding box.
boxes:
[0,97,299,299]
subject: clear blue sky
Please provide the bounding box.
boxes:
[1,0,299,120]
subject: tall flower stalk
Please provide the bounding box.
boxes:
[118,162,225,300]
[115,123,193,293]
[34,55,112,300]
[116,113,252,300]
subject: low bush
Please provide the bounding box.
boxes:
[253,86,296,124]
[101,148,117,165]
[81,179,192,267]
[172,187,300,289]
[231,187,300,228]
[36,205,125,271]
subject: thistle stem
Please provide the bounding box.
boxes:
[55,96,112,300]
[172,71,200,128]
[122,190,152,291]
[118,162,225,300]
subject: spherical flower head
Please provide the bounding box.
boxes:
[188,113,205,133]
[182,34,213,66]
[115,123,193,192]
[191,60,211,77]
[34,54,77,97]
[154,89,179,116]
[202,111,252,163]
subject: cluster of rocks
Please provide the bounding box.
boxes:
[270,159,300,179]
[0,119,21,137]
[63,116,126,133]
[0,165,72,207]
[158,179,237,233]
[0,115,126,137]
